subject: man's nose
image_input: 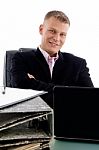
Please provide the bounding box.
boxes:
[53,33,60,41]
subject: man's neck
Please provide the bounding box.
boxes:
[39,45,58,57]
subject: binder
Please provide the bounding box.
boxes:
[0,87,46,109]
[0,87,53,149]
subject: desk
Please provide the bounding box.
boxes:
[50,139,99,150]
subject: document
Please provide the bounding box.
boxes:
[0,87,46,109]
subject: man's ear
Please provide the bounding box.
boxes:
[39,24,43,35]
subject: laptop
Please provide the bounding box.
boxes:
[53,86,99,142]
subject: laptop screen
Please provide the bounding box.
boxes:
[53,86,99,142]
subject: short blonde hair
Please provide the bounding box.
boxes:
[44,10,70,26]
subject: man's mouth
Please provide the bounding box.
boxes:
[49,41,59,47]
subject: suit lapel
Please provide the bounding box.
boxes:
[33,49,72,82]
[52,52,71,82]
[35,48,51,80]
[52,52,64,78]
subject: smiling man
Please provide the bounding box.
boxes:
[11,10,93,107]
[39,12,70,56]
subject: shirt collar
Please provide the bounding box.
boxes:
[38,46,59,63]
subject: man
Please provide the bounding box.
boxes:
[11,10,93,107]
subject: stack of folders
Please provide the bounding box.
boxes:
[0,87,53,150]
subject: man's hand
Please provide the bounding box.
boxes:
[27,73,35,79]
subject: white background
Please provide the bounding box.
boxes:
[0,0,99,87]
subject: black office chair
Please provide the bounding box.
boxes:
[4,48,35,87]
[4,50,18,87]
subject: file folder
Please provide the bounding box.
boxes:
[0,88,53,149]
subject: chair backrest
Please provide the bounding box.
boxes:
[5,50,18,87]
[5,48,36,87]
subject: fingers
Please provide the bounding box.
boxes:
[27,73,35,79]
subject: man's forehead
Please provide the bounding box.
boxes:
[44,20,69,33]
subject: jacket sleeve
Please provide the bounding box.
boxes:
[75,58,94,87]
[10,52,54,92]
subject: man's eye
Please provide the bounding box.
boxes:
[48,29,55,34]
[60,33,66,37]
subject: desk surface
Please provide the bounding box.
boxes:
[50,139,99,150]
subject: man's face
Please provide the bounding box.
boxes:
[39,16,70,56]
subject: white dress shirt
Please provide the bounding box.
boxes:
[39,46,58,77]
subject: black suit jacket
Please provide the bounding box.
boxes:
[10,48,93,107]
